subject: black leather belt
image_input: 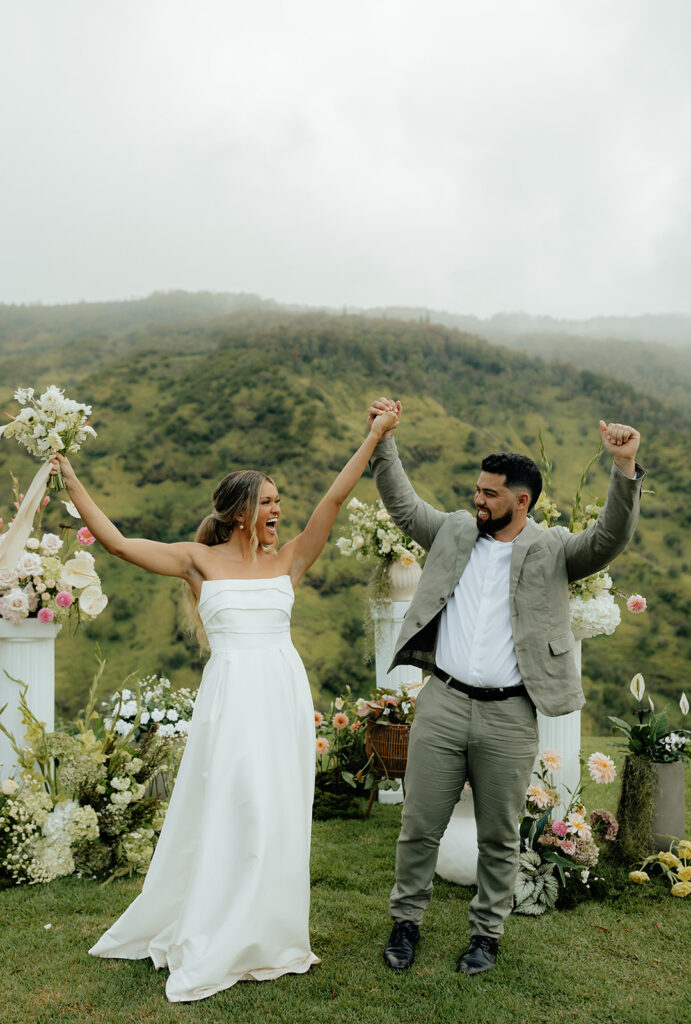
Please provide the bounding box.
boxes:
[435,670,529,702]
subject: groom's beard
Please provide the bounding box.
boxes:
[476,507,515,536]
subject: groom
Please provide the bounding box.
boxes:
[367,398,645,975]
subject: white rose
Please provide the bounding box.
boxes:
[40,534,63,555]
[352,535,364,549]
[16,552,43,577]
[0,569,19,589]
[78,585,108,617]
[151,708,165,722]
[113,719,130,736]
[1,779,18,795]
[166,708,179,722]
[25,538,40,550]
[376,509,391,522]
[140,710,151,725]
[174,719,190,735]
[157,723,176,738]
[347,497,364,510]
[2,588,29,617]
[110,776,131,791]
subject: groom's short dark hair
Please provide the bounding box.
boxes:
[481,452,543,512]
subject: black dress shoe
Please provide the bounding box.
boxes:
[456,935,499,975]
[383,920,420,970]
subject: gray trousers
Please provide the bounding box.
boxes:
[390,674,539,938]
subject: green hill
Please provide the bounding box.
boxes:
[1,297,689,735]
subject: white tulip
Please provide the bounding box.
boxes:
[680,693,690,716]
[629,673,645,701]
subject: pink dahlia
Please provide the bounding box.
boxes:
[314,711,324,728]
[55,591,73,609]
[627,594,647,614]
[315,737,330,754]
[37,608,54,623]
[77,527,95,545]
[332,712,349,730]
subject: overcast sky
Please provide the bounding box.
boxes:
[1,1,690,318]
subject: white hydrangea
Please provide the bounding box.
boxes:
[569,591,621,640]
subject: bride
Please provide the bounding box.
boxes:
[50,404,399,1002]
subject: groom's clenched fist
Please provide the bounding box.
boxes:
[368,397,401,436]
[599,420,640,478]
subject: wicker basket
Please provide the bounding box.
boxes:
[365,721,411,777]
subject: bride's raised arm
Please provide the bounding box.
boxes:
[49,453,199,584]
[283,407,399,585]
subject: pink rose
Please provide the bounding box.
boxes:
[559,839,576,856]
[552,820,568,838]
[627,594,647,614]
[37,608,54,623]
[55,591,73,609]
[77,527,96,546]
[45,579,56,589]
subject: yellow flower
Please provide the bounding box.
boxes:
[678,839,691,852]
[571,522,584,534]
[658,851,682,870]
[676,866,691,882]
[629,871,650,884]
[670,881,691,897]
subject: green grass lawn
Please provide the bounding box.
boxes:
[1,741,689,1024]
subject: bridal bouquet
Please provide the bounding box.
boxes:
[0,480,108,626]
[1,386,96,490]
[536,437,646,640]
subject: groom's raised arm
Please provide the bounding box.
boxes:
[368,399,448,552]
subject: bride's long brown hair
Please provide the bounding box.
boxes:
[185,469,278,642]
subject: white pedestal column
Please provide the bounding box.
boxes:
[0,620,61,781]
[370,600,422,805]
[535,640,582,814]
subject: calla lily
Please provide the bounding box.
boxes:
[630,673,645,701]
[60,559,99,589]
[681,693,690,716]
[79,585,108,617]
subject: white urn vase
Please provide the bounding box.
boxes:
[0,619,61,780]
[388,558,422,602]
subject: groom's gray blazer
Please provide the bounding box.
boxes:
[370,437,645,717]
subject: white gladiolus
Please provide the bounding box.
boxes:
[630,673,645,701]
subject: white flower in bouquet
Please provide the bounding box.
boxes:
[40,533,63,555]
[0,587,30,623]
[0,386,97,490]
[15,551,43,578]
[569,589,621,640]
[78,584,108,617]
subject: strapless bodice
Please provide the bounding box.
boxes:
[197,576,294,651]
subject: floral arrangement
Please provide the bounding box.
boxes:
[535,438,647,640]
[629,839,691,897]
[1,386,96,490]
[335,497,425,567]
[353,682,423,726]
[0,477,108,625]
[609,673,690,763]
[0,662,172,885]
[514,747,618,915]
[313,683,423,818]
[102,674,196,742]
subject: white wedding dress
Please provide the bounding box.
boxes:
[89,576,320,1002]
